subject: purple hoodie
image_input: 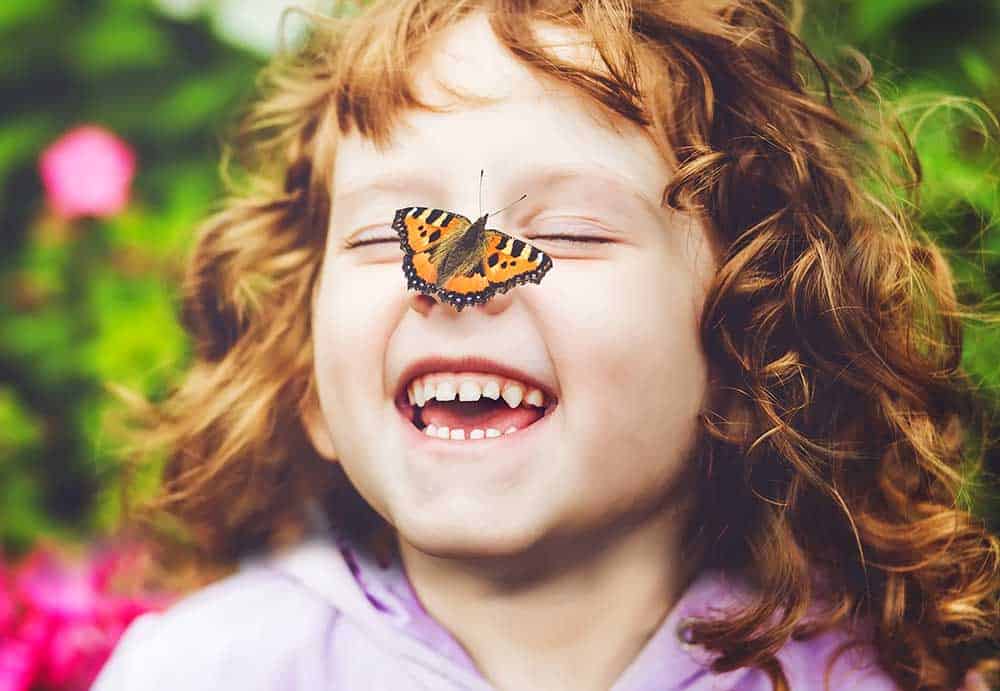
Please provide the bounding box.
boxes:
[92,525,902,690]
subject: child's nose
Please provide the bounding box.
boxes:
[407,292,437,316]
[406,289,514,318]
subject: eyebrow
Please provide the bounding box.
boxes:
[514,166,663,216]
[333,173,441,206]
[332,165,664,219]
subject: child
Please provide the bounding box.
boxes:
[93,1,999,689]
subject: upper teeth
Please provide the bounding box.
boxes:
[407,373,548,409]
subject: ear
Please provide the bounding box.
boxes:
[299,381,338,461]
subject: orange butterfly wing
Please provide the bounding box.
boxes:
[394,206,471,289]
[436,230,553,311]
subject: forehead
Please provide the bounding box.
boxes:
[411,11,602,108]
[332,12,668,206]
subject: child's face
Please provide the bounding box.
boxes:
[304,14,718,557]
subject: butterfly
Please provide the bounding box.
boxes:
[393,206,554,311]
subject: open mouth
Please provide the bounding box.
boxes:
[394,373,558,441]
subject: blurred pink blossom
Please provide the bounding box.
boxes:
[38,125,137,220]
[0,639,38,691]
[0,562,13,636]
[0,542,172,691]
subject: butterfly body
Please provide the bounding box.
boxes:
[431,213,489,286]
[394,206,553,311]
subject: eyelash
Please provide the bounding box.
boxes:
[344,234,609,248]
[344,237,397,248]
[533,234,611,244]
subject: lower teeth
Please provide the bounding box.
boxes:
[424,424,518,439]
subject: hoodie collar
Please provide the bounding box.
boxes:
[262,525,754,691]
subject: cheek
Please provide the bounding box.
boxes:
[539,253,708,460]
[314,262,401,427]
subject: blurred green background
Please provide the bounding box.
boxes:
[0,0,998,556]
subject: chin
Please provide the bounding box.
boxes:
[395,510,551,560]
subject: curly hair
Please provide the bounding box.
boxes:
[107,1,1000,689]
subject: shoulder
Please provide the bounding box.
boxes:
[92,560,341,691]
[681,570,904,691]
[773,622,902,691]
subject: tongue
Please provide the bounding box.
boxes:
[419,399,543,431]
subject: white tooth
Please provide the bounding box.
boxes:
[524,388,544,407]
[501,383,523,408]
[504,426,518,435]
[481,380,501,400]
[407,383,417,406]
[470,428,485,439]
[436,425,450,439]
[450,428,465,440]
[425,423,438,437]
[485,428,501,438]
[422,381,435,405]
[435,380,457,401]
[458,381,482,401]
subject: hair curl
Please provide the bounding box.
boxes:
[107,1,1000,689]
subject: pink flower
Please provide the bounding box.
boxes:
[0,561,13,637]
[0,541,173,691]
[0,639,38,691]
[15,550,98,620]
[38,125,137,220]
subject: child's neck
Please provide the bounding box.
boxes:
[396,500,699,691]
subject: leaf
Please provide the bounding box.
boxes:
[963,320,1000,391]
[0,116,58,187]
[852,0,946,38]
[80,272,188,393]
[0,0,57,33]
[112,160,220,258]
[72,9,173,76]
[0,471,66,550]
[151,63,257,135]
[959,49,997,92]
[0,385,44,453]
[0,308,81,386]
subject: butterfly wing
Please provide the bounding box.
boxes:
[394,207,472,293]
[435,229,553,311]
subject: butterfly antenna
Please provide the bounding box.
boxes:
[479,169,485,217]
[487,194,527,219]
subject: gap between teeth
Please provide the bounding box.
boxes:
[407,377,546,410]
[424,424,518,440]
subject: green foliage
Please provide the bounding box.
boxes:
[0,0,57,31]
[0,0,262,554]
[850,0,942,38]
[0,0,997,554]
[0,386,43,453]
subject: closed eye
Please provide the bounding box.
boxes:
[344,236,398,248]
[528,217,618,245]
[343,224,397,249]
[531,234,613,244]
